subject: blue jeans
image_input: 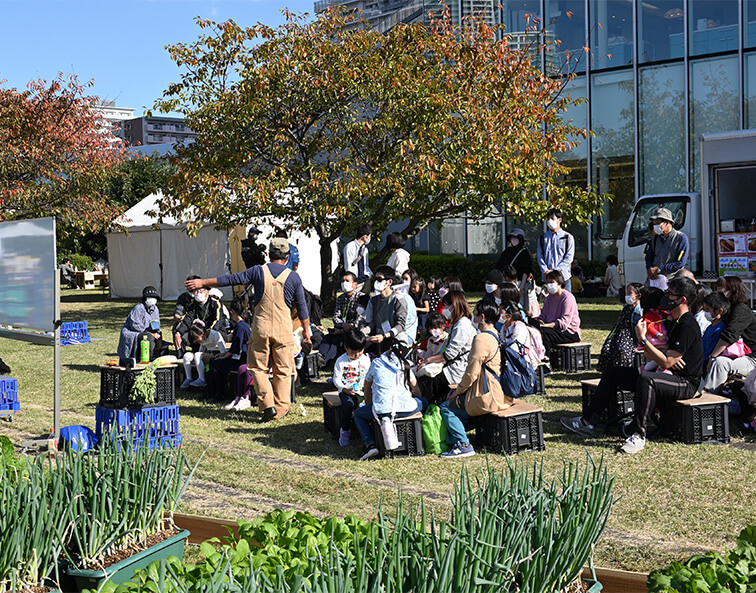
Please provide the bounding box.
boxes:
[354,398,425,446]
[439,401,473,445]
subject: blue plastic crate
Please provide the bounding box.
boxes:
[120,433,183,452]
[60,321,91,345]
[0,402,20,413]
[95,404,179,439]
[0,376,18,406]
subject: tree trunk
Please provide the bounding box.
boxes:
[320,236,339,314]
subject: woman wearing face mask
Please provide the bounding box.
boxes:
[173,286,229,358]
[531,270,581,364]
[597,283,645,372]
[117,286,163,367]
[480,269,504,307]
[496,228,533,287]
[417,291,475,403]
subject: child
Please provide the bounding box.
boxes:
[181,320,228,388]
[416,312,447,378]
[701,292,728,364]
[425,276,442,316]
[638,287,669,373]
[603,255,621,298]
[353,338,426,461]
[410,276,428,327]
[332,331,371,447]
[215,301,253,411]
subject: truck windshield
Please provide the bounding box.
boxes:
[628,199,688,248]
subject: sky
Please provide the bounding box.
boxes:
[0,0,315,116]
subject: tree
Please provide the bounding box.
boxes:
[0,74,127,231]
[156,9,604,303]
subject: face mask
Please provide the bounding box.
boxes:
[442,307,452,320]
[194,292,208,304]
[546,282,559,294]
[341,281,354,293]
[485,283,497,294]
[703,311,714,322]
[510,237,520,247]
[547,218,559,231]
[374,280,388,293]
[430,328,443,338]
[356,306,365,316]
[625,295,636,306]
[145,297,157,308]
[658,295,680,312]
[438,287,449,298]
[653,224,663,235]
[499,315,508,325]
[494,296,501,306]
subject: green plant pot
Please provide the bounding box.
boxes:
[584,578,603,592]
[62,529,190,591]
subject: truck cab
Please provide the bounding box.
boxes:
[617,193,701,286]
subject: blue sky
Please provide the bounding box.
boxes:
[0,0,315,115]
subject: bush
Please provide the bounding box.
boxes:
[409,254,498,291]
[58,253,95,271]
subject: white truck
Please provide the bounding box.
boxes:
[617,129,756,286]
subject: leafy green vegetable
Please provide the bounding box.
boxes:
[130,360,159,404]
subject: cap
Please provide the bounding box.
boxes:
[142,286,160,300]
[507,227,525,241]
[269,237,290,254]
[649,207,674,223]
[247,225,260,235]
[484,269,504,286]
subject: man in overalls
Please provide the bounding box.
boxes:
[186,238,311,422]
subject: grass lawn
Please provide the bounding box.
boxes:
[1,289,754,574]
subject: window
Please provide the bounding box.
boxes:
[591,0,633,69]
[628,198,688,248]
[689,0,738,56]
[152,123,163,130]
[545,0,587,73]
[639,0,684,62]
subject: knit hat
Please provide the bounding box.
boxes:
[484,269,504,286]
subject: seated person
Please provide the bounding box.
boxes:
[116,286,162,367]
[320,271,365,367]
[362,266,410,349]
[173,275,198,331]
[499,300,544,368]
[353,338,426,461]
[415,312,448,378]
[181,320,227,389]
[597,283,644,372]
[700,292,727,365]
[480,269,504,307]
[173,284,229,358]
[530,270,581,364]
[213,301,253,411]
[701,276,756,391]
[332,330,371,447]
[59,258,79,289]
[562,277,703,455]
[439,301,513,459]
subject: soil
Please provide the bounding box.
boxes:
[89,528,181,570]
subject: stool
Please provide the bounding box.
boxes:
[533,363,547,395]
[633,350,646,370]
[665,393,730,445]
[475,402,545,455]
[580,378,635,434]
[322,392,341,440]
[370,412,425,458]
[554,342,591,373]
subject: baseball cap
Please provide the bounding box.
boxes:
[649,207,674,222]
[269,238,290,254]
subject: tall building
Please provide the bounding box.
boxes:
[95,101,135,140]
[122,115,195,147]
[314,0,424,33]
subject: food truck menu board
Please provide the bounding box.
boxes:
[718,233,755,276]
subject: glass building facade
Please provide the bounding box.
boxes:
[418,0,756,263]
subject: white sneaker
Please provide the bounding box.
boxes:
[224,397,241,410]
[359,446,380,461]
[620,433,646,454]
[234,398,252,411]
[190,378,207,388]
[180,378,192,389]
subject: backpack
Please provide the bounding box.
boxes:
[597,306,636,372]
[498,338,538,398]
[523,323,546,366]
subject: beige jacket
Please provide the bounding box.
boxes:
[457,330,513,416]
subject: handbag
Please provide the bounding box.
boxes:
[720,339,752,358]
[421,404,450,454]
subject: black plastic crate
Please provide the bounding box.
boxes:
[371,414,425,458]
[633,350,646,370]
[475,405,544,455]
[554,343,591,373]
[581,379,601,418]
[99,365,176,409]
[322,392,341,440]
[581,380,635,423]
[666,397,730,445]
[533,363,546,395]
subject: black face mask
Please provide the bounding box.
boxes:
[658,296,680,312]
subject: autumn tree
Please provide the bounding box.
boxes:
[0,74,127,232]
[156,9,603,302]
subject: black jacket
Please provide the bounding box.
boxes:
[720,302,756,357]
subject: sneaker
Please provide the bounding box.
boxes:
[620,433,646,454]
[560,416,595,437]
[359,445,379,461]
[440,442,475,459]
[339,429,351,447]
[261,407,277,422]
[224,397,241,410]
[234,398,252,411]
[190,378,207,388]
[180,378,192,389]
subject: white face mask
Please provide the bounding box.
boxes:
[438,287,449,298]
[442,307,452,320]
[430,328,443,338]
[341,281,354,293]
[193,292,208,304]
[509,237,520,247]
[374,280,388,293]
[499,314,511,325]
[653,224,664,235]
[547,218,559,231]
[145,297,158,308]
[704,311,714,322]
[546,282,559,295]
[494,296,501,306]
[356,306,365,316]
[485,283,497,294]
[625,295,636,306]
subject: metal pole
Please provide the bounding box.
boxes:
[53,269,61,441]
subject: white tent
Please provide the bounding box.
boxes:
[106,192,237,301]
